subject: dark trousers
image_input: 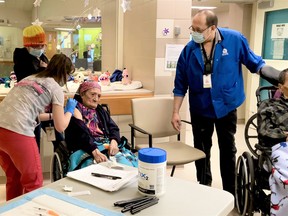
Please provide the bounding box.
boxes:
[191,110,237,195]
[34,124,41,152]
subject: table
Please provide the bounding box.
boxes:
[34,177,234,216]
[0,87,153,115]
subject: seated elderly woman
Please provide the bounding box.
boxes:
[64,81,137,169]
[257,68,288,216]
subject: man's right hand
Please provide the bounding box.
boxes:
[171,112,181,132]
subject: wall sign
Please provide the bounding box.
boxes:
[262,9,288,60]
[165,44,184,71]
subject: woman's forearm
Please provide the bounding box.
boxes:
[39,113,53,121]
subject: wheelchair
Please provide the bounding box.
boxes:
[50,140,70,182]
[235,85,278,216]
[49,101,111,182]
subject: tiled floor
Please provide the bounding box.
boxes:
[0,123,260,215]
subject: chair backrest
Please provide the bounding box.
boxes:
[131,97,178,138]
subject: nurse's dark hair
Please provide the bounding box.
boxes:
[197,9,218,27]
[36,53,75,85]
[278,68,288,85]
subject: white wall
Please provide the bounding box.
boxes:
[0,7,31,29]
[0,27,22,61]
[217,11,229,28]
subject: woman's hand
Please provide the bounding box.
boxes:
[109,139,119,156]
[92,149,108,163]
[40,60,47,68]
[64,98,78,115]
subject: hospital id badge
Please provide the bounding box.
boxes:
[203,74,212,88]
[46,126,56,141]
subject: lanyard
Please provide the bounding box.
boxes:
[201,37,216,75]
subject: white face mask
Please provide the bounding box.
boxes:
[29,47,44,58]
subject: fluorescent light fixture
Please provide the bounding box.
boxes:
[191,6,217,10]
[0,0,5,3]
[54,28,75,31]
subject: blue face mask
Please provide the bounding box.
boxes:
[191,31,205,44]
[29,48,44,58]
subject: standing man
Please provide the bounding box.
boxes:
[171,9,266,195]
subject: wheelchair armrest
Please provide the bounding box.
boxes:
[128,123,153,148]
[255,144,272,154]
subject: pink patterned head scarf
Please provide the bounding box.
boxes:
[79,81,101,95]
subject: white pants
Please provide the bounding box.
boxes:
[269,142,288,216]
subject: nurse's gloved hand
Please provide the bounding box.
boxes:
[64,98,77,115]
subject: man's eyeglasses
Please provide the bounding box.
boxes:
[189,25,211,34]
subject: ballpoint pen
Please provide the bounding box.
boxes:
[91,172,122,180]
[130,198,159,214]
[121,197,157,213]
[129,197,158,210]
[114,196,149,207]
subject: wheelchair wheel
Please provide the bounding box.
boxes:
[50,152,64,182]
[235,152,255,216]
[244,113,258,157]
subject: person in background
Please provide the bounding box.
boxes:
[171,9,279,196]
[13,24,49,150]
[0,54,77,201]
[71,48,78,64]
[83,45,91,60]
[257,68,288,216]
[13,25,49,82]
[83,45,93,70]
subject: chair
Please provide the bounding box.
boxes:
[129,97,206,178]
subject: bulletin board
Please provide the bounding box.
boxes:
[262,9,288,60]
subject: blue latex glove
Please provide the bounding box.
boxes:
[64,98,77,115]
